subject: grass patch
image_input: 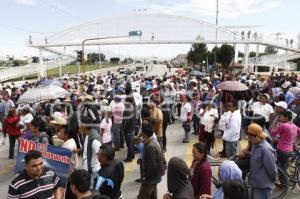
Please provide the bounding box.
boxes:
[4,62,118,82]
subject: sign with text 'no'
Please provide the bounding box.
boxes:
[15,138,72,184]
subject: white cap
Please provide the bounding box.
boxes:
[274,101,288,110]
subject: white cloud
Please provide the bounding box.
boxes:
[15,0,38,6]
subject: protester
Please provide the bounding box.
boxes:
[251,94,274,129]
[247,123,277,199]
[111,95,124,151]
[3,108,20,159]
[199,102,218,154]
[180,94,192,143]
[163,157,194,199]
[148,96,163,148]
[218,104,232,157]
[159,95,171,152]
[271,110,300,171]
[58,125,79,172]
[189,142,212,198]
[122,96,138,162]
[70,169,108,199]
[30,117,50,144]
[8,150,65,199]
[95,144,124,199]
[222,179,248,199]
[200,160,243,199]
[80,116,101,185]
[137,122,165,199]
[100,107,113,146]
[222,102,241,158]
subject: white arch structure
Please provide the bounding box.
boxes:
[1,11,299,82]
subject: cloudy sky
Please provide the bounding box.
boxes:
[0,0,299,58]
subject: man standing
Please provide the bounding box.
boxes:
[111,95,124,151]
[137,122,165,199]
[180,94,192,143]
[80,116,101,184]
[247,123,277,199]
[251,94,274,129]
[148,98,163,148]
[122,96,137,162]
[8,150,64,199]
[223,102,241,158]
[95,145,124,199]
[3,94,15,118]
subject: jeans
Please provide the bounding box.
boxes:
[225,141,238,158]
[250,188,272,199]
[124,132,135,160]
[113,123,122,148]
[192,114,199,134]
[277,149,290,171]
[182,122,190,141]
[9,136,18,159]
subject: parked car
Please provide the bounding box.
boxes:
[124,68,136,75]
[118,67,126,74]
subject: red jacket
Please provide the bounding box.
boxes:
[190,158,212,198]
[3,115,21,137]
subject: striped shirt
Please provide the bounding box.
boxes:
[8,168,64,199]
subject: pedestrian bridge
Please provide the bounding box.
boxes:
[1,11,299,82]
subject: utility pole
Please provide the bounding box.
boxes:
[214,0,219,72]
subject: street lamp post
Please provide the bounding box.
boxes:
[81,32,141,74]
[81,35,132,74]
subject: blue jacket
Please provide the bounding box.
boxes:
[250,140,277,189]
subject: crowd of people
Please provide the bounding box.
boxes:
[2,67,300,199]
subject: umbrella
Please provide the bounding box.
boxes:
[17,85,69,104]
[39,79,62,87]
[189,70,203,76]
[216,81,249,92]
[289,87,300,96]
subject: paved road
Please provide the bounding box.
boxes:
[0,65,299,198]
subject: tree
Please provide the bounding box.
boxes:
[187,43,208,65]
[218,44,235,70]
[291,58,300,71]
[110,57,120,63]
[249,51,257,58]
[238,51,244,58]
[207,46,219,65]
[264,46,278,54]
[100,53,105,62]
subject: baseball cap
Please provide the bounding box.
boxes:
[247,123,268,139]
[274,101,288,109]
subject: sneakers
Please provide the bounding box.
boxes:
[182,139,190,143]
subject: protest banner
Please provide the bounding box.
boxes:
[15,138,72,183]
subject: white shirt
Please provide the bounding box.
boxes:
[180,102,192,122]
[83,136,101,173]
[100,118,112,143]
[223,110,241,142]
[251,102,274,122]
[218,111,232,131]
[62,138,78,170]
[199,108,218,132]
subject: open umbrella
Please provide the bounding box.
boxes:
[39,79,62,87]
[189,70,203,76]
[17,85,69,104]
[216,81,249,92]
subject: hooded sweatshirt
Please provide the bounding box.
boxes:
[213,160,242,199]
[167,157,194,199]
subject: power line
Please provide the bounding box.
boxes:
[38,0,85,21]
